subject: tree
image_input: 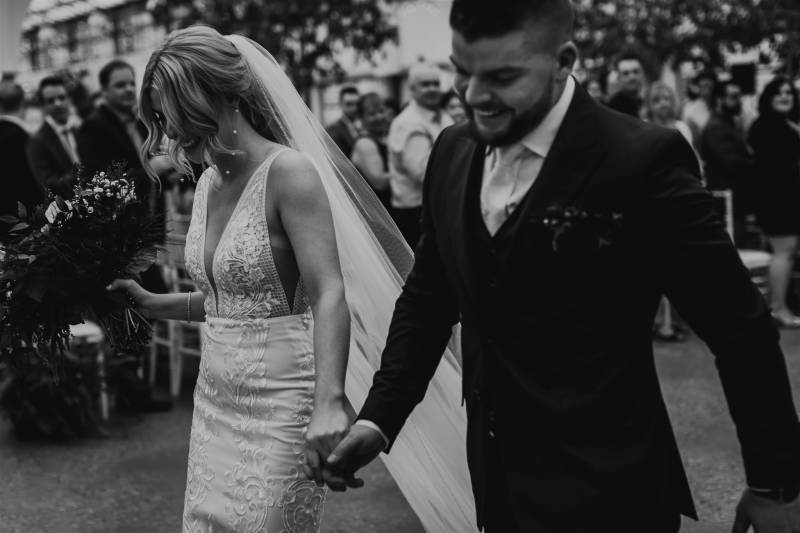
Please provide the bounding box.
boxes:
[573,0,800,75]
[148,0,398,95]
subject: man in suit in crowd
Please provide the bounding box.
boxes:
[700,80,755,245]
[26,76,80,198]
[0,80,44,241]
[607,52,647,119]
[77,60,149,177]
[77,59,172,413]
[325,86,362,157]
[327,1,800,532]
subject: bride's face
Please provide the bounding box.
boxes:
[148,88,205,163]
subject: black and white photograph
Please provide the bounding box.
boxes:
[1,0,800,532]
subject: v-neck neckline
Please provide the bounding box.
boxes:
[202,150,280,314]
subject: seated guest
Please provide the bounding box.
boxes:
[0,80,44,241]
[350,92,392,210]
[26,76,80,198]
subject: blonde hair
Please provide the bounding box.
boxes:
[139,25,277,178]
[645,81,679,122]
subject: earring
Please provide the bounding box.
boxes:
[233,106,239,135]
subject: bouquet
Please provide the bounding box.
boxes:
[0,163,163,370]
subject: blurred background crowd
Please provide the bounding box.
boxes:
[0,0,799,438]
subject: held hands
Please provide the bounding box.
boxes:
[303,402,354,489]
[321,423,386,492]
[106,278,156,318]
[732,488,800,533]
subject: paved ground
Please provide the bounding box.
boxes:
[2,329,800,532]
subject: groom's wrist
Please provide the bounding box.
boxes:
[354,419,390,451]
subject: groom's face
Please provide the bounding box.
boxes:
[451,24,570,147]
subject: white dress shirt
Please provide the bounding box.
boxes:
[480,75,575,235]
[356,77,576,449]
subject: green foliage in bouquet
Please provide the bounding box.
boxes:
[0,163,163,372]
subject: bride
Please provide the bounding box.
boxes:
[109,25,473,532]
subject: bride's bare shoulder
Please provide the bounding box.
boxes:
[268,148,323,197]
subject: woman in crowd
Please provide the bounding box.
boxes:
[646,81,693,145]
[582,75,606,102]
[439,88,467,124]
[350,92,392,209]
[748,76,800,328]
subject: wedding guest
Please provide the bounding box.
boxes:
[440,88,467,124]
[607,52,646,118]
[700,80,754,243]
[0,81,44,241]
[77,59,172,413]
[388,62,453,245]
[682,70,716,144]
[582,75,606,102]
[646,82,693,145]
[351,92,392,209]
[326,85,362,157]
[26,76,80,198]
[748,76,800,328]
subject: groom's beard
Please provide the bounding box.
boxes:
[466,75,556,148]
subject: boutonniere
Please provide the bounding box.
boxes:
[534,204,623,252]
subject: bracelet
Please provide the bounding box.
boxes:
[186,291,192,323]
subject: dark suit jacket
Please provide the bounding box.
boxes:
[326,117,358,157]
[26,120,76,198]
[0,119,44,240]
[700,112,753,192]
[77,104,147,178]
[359,86,800,530]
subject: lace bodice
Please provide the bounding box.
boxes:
[185,149,309,320]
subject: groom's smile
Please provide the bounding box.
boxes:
[450,15,576,147]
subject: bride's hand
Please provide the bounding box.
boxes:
[106,278,157,318]
[303,402,351,486]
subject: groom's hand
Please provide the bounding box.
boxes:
[324,424,386,492]
[732,487,800,533]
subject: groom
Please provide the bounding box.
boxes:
[325,1,800,532]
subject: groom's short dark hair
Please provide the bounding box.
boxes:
[450,0,574,44]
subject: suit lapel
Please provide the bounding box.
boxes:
[42,122,73,170]
[449,134,485,298]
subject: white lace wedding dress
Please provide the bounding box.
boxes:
[182,148,326,533]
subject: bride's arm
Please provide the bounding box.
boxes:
[106,279,206,322]
[271,150,350,482]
